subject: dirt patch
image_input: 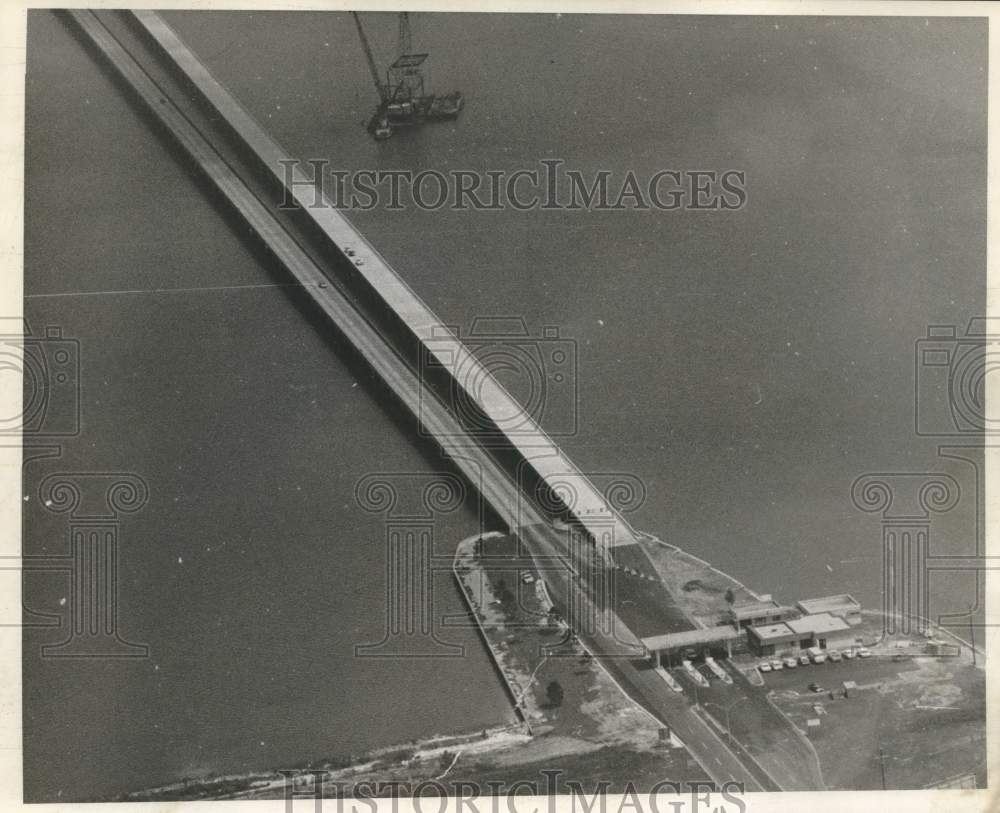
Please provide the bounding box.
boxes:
[638,536,758,627]
[769,649,986,789]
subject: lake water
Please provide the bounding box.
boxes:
[23,11,985,801]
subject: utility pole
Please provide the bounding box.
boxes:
[968,617,977,666]
[878,746,887,790]
[705,697,750,748]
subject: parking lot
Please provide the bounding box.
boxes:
[753,652,921,693]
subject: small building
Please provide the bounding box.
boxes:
[747,612,854,656]
[796,594,862,626]
[642,625,744,666]
[728,597,799,629]
[786,612,855,650]
[746,621,799,656]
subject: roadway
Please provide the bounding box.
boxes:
[66,8,546,534]
[129,8,643,552]
[519,525,785,792]
[66,10,797,792]
[675,662,826,790]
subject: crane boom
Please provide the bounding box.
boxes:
[350,10,464,140]
[397,12,412,57]
[351,12,386,103]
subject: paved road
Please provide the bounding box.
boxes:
[677,664,826,790]
[520,525,785,792]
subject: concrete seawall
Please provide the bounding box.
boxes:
[452,533,532,733]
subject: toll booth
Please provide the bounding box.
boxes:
[641,626,745,667]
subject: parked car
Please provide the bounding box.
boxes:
[857,648,873,658]
[759,662,772,673]
[770,659,784,671]
[807,646,827,664]
[843,649,856,659]
[798,654,811,666]
[828,650,843,662]
[783,657,798,669]
[808,682,826,693]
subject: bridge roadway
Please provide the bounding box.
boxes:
[65,10,788,791]
[128,8,640,554]
[520,526,783,792]
[65,9,545,534]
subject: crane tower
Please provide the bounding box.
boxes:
[351,11,465,140]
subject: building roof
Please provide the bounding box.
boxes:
[641,625,742,651]
[730,598,783,619]
[796,594,861,615]
[786,612,851,636]
[747,622,796,642]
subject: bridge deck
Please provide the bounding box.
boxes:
[131,10,641,550]
[64,14,790,789]
[66,9,544,532]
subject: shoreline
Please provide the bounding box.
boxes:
[118,526,984,801]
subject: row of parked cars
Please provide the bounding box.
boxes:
[759,645,872,672]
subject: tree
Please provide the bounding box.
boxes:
[493,577,515,611]
[724,588,736,605]
[545,680,565,709]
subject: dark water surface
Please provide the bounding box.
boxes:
[23,11,985,800]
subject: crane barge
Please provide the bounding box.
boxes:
[351,11,464,140]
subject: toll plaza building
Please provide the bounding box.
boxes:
[640,594,865,665]
[795,594,862,626]
[746,612,857,657]
[728,596,799,629]
[641,626,744,667]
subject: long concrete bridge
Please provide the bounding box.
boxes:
[64,10,793,792]
[133,7,642,556]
